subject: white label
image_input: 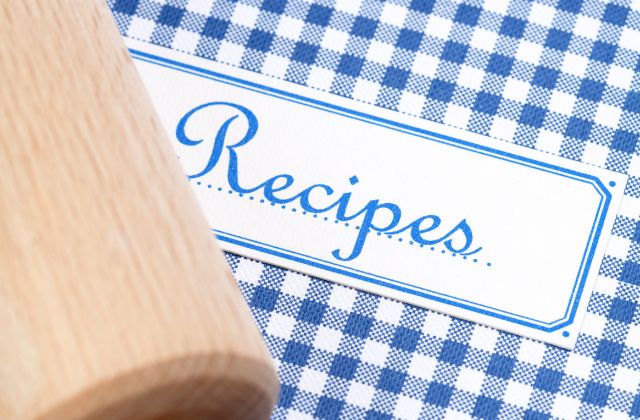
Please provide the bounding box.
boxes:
[129,39,626,348]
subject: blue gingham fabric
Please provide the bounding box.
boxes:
[109,0,640,418]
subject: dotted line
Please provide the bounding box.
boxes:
[193,180,492,267]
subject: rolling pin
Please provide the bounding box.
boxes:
[0,1,278,419]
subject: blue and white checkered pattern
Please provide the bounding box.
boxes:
[109,0,640,418]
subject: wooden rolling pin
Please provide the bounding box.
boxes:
[0,2,278,419]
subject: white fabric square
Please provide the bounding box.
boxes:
[602,408,629,420]
[489,117,518,142]
[564,353,594,380]
[346,382,376,409]
[398,91,426,116]
[470,28,497,52]
[366,40,395,65]
[426,15,453,40]
[483,0,509,14]
[307,66,335,91]
[619,196,640,220]
[444,104,471,129]
[626,324,640,349]
[458,65,485,90]
[127,17,156,41]
[548,91,576,115]
[408,353,437,380]
[412,53,439,77]
[608,65,634,90]
[573,15,600,40]
[352,78,381,103]
[171,29,201,53]
[376,298,405,325]
[394,395,423,419]
[594,103,622,128]
[581,312,607,338]
[605,235,631,260]
[423,312,452,338]
[328,284,357,311]
[469,325,499,352]
[299,368,327,394]
[334,0,362,14]
[516,40,543,65]
[361,339,390,366]
[528,3,555,27]
[517,339,546,366]
[455,367,484,394]
[379,3,407,27]
[234,258,264,285]
[186,0,214,15]
[582,142,609,167]
[620,28,640,52]
[593,275,618,297]
[266,313,296,339]
[628,154,640,177]
[503,381,532,408]
[231,4,259,27]
[551,395,580,419]
[282,271,310,298]
[262,53,290,78]
[503,77,530,102]
[321,28,349,52]
[313,326,343,353]
[613,366,640,393]
[536,129,564,154]
[277,16,305,40]
[217,41,244,65]
[561,53,589,78]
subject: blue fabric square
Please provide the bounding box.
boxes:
[365,411,391,420]
[113,0,138,15]
[315,396,343,418]
[603,4,629,26]
[578,79,605,101]
[565,117,592,141]
[337,54,364,77]
[352,17,377,39]
[582,381,610,406]
[396,29,423,52]
[429,79,455,102]
[590,41,617,63]
[634,222,640,243]
[474,92,501,115]
[473,396,501,419]
[298,299,326,324]
[262,0,286,14]
[344,313,373,337]
[609,298,636,323]
[391,326,420,352]
[632,394,640,417]
[306,4,332,27]
[487,354,515,379]
[454,4,481,26]
[202,17,229,40]
[532,66,559,89]
[439,340,468,366]
[487,54,514,76]
[283,341,311,366]
[611,131,638,153]
[292,42,319,64]
[595,340,624,365]
[441,41,468,64]
[519,105,547,128]
[425,382,453,407]
[621,261,640,285]
[251,286,279,311]
[158,5,184,28]
[500,16,526,38]
[247,29,274,52]
[378,368,406,393]
[534,368,563,393]
[524,409,549,420]
[545,29,571,51]
[278,384,296,408]
[330,355,359,379]
[382,67,410,90]
[557,0,582,13]
[409,0,435,14]
[624,92,640,113]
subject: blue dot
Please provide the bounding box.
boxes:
[281,205,286,209]
[292,208,296,212]
[473,259,478,263]
[228,190,232,194]
[335,220,339,224]
[207,184,212,188]
[260,199,264,203]
[398,238,403,242]
[239,193,243,197]
[430,247,435,251]
[345,223,349,227]
[303,211,307,215]
[197,181,201,185]
[452,253,457,257]
[250,196,254,200]
[324,217,328,221]
[463,256,467,260]
[409,241,414,245]
[387,235,392,239]
[313,214,318,218]
[609,181,616,187]
[271,202,275,206]
[218,187,222,191]
[377,232,382,236]
[355,226,360,230]
[562,331,569,337]
[487,262,492,267]
[441,250,446,254]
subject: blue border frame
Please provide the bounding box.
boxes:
[130,48,612,333]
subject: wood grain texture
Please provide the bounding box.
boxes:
[0,2,278,419]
